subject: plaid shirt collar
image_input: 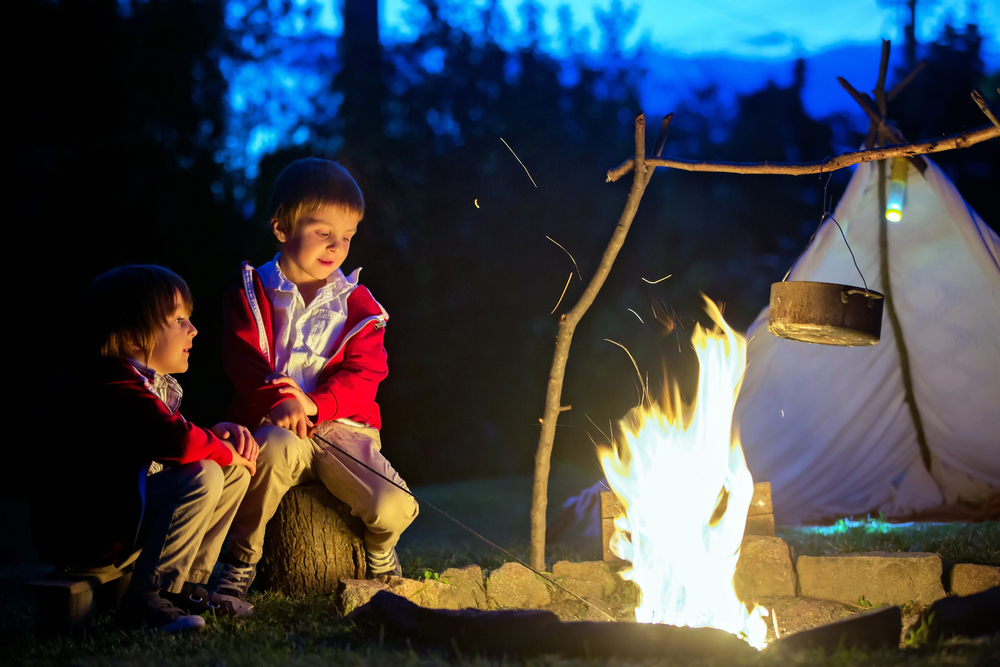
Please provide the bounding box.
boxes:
[126,358,184,416]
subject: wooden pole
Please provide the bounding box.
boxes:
[528,113,672,571]
[877,148,932,472]
[606,123,998,181]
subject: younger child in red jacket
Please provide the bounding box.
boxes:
[214,158,418,602]
[32,265,258,632]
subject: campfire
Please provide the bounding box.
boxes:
[600,296,769,649]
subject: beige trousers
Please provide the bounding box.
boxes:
[227,421,418,564]
[132,461,250,594]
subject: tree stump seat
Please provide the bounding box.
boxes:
[258,483,368,596]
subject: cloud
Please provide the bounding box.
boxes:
[745,32,791,47]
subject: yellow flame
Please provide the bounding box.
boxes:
[599,295,768,649]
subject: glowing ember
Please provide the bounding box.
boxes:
[599,296,768,649]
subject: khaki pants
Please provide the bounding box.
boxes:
[228,421,418,564]
[131,461,250,594]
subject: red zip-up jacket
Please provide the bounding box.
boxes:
[222,261,389,430]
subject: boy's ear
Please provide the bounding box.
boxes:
[271,219,287,243]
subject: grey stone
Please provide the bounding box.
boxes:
[734,535,796,600]
[440,565,487,609]
[551,561,621,601]
[338,578,388,614]
[796,552,946,606]
[950,564,1000,597]
[487,562,551,609]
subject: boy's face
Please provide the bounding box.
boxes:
[146,291,197,375]
[273,205,359,287]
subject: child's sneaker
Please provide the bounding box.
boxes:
[117,591,206,633]
[210,560,256,617]
[366,547,401,579]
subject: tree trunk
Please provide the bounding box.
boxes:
[258,484,367,596]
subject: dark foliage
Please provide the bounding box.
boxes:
[8,0,997,496]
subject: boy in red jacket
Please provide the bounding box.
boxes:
[33,265,258,632]
[214,158,418,601]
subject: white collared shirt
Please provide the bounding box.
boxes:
[258,254,360,393]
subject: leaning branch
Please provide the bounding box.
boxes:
[972,91,1000,129]
[838,77,907,145]
[529,113,671,572]
[606,123,999,182]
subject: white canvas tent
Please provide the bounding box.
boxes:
[733,156,1000,524]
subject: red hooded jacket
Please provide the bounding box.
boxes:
[222,262,388,429]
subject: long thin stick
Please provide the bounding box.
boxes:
[606,123,998,181]
[310,432,614,621]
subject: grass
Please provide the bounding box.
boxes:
[2,478,998,666]
[778,518,1000,567]
[3,587,997,667]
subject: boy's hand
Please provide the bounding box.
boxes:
[222,441,257,476]
[269,398,315,440]
[267,374,319,418]
[211,422,259,462]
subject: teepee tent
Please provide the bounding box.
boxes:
[733,156,1000,525]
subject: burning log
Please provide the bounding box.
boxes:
[258,484,367,595]
[769,606,902,654]
[348,590,756,661]
[910,585,1000,644]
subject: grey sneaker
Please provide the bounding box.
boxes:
[162,584,218,615]
[118,591,206,633]
[366,547,401,579]
[210,561,256,617]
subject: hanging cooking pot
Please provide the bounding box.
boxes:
[768,281,884,346]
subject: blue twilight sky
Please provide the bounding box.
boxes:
[383,0,999,60]
[221,0,998,183]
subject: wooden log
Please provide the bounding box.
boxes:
[259,483,367,595]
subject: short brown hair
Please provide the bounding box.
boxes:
[269,158,365,236]
[78,265,193,362]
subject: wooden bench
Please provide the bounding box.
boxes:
[22,564,133,635]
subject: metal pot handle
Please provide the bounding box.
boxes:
[842,289,884,307]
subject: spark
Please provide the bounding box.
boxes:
[604,338,647,407]
[475,199,479,208]
[500,137,538,188]
[545,236,582,280]
[642,274,672,284]
[628,308,644,323]
[550,272,573,314]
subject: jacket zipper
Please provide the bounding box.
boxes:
[242,262,272,364]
